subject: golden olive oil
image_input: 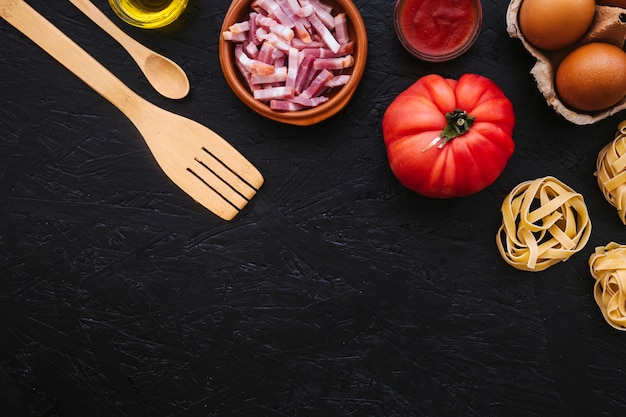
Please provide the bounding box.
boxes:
[109,0,188,29]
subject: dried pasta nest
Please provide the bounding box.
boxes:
[596,120,626,224]
[589,242,626,330]
[496,176,592,271]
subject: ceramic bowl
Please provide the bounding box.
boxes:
[219,0,368,126]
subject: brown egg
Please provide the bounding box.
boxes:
[519,0,596,51]
[555,42,626,112]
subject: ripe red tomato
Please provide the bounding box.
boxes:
[382,73,516,198]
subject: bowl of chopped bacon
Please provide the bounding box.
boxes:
[219,0,368,126]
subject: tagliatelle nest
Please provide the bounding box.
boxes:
[589,242,626,331]
[496,176,592,272]
[596,120,626,224]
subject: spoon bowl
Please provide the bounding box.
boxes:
[143,52,190,100]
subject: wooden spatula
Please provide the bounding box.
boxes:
[0,0,264,221]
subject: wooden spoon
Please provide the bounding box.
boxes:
[69,0,190,100]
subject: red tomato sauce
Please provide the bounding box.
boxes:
[397,0,479,58]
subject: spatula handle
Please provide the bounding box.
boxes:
[0,0,140,116]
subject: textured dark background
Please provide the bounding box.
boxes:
[1,0,626,416]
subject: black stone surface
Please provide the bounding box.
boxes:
[1,1,625,416]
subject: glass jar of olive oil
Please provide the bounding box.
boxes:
[108,0,189,29]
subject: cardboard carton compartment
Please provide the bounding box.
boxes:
[506,0,626,124]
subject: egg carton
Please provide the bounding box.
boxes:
[507,0,626,125]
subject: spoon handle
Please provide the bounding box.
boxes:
[1,0,143,118]
[68,0,146,58]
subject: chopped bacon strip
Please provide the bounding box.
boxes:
[292,20,312,44]
[285,0,304,15]
[291,38,325,49]
[274,0,313,44]
[225,0,354,111]
[299,69,334,99]
[245,41,259,58]
[301,45,351,58]
[275,0,302,23]
[252,66,288,84]
[337,41,354,55]
[256,14,295,41]
[313,55,354,71]
[300,41,353,58]
[325,74,350,88]
[222,30,247,42]
[257,41,275,63]
[234,57,254,91]
[257,31,292,53]
[253,86,295,101]
[294,54,316,93]
[229,21,250,35]
[309,0,333,14]
[247,12,260,44]
[255,27,268,42]
[285,47,299,89]
[235,44,276,76]
[297,0,314,17]
[291,95,329,107]
[274,54,285,67]
[253,0,295,27]
[314,8,335,30]
[334,13,349,44]
[270,100,305,111]
[309,0,335,28]
[307,13,340,53]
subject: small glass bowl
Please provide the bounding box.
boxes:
[393,0,482,62]
[108,0,189,29]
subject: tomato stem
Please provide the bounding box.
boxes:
[422,109,475,152]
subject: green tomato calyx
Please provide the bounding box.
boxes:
[422,109,475,152]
